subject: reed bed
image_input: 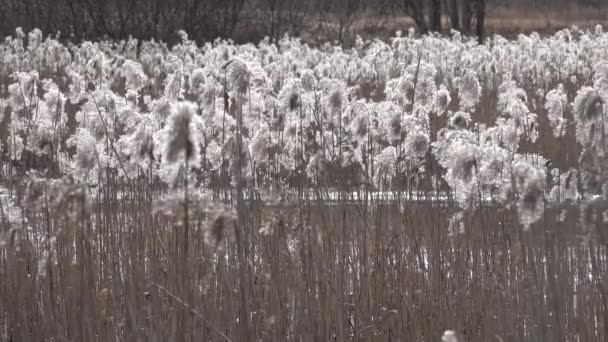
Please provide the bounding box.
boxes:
[0,27,607,341]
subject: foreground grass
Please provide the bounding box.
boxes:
[1,176,606,341]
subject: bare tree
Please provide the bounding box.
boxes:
[474,0,486,42]
[447,0,486,41]
[388,0,429,34]
[335,0,363,43]
[0,0,496,45]
[429,0,442,32]
[461,0,473,34]
[447,0,460,31]
[408,0,429,33]
[255,0,311,43]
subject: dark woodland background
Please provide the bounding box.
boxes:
[0,0,606,44]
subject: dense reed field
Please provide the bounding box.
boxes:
[1,27,608,341]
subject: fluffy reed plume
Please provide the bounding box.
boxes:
[458,70,482,111]
[350,114,369,141]
[323,80,347,118]
[224,58,250,95]
[153,99,172,122]
[8,71,38,110]
[164,101,199,164]
[120,117,155,169]
[387,114,402,141]
[448,111,471,130]
[189,67,207,93]
[442,330,459,342]
[249,124,272,162]
[121,59,148,93]
[573,87,605,148]
[278,78,303,112]
[205,204,237,250]
[377,101,402,142]
[306,152,326,180]
[514,160,546,230]
[545,84,568,138]
[374,146,397,186]
[579,197,608,231]
[300,69,317,91]
[436,85,451,116]
[549,168,579,203]
[6,133,24,161]
[67,128,98,175]
[0,185,25,229]
[450,146,477,184]
[3,27,608,342]
[405,131,429,158]
[573,87,603,123]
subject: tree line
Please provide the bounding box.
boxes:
[0,0,600,45]
[384,0,487,41]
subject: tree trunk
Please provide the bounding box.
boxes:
[428,0,442,32]
[408,0,428,34]
[475,0,486,43]
[461,0,473,35]
[448,0,460,31]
